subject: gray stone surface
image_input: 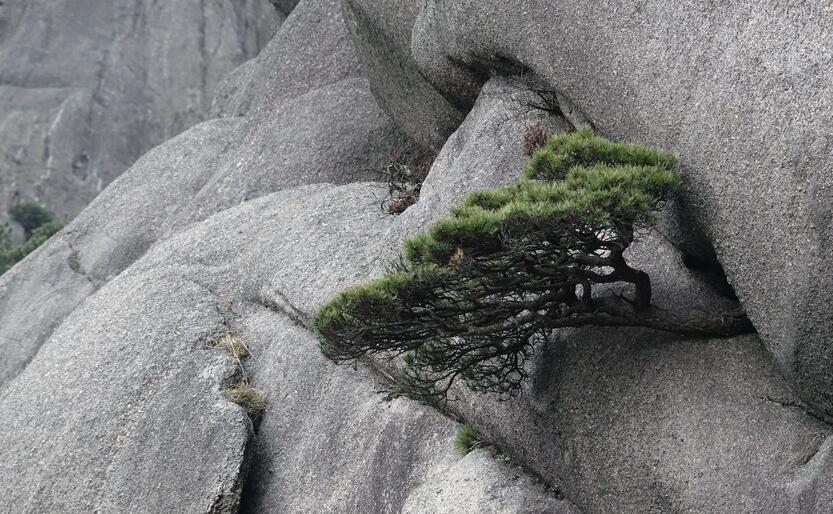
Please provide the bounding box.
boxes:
[0,181,572,513]
[343,0,464,151]
[354,0,833,419]
[0,0,412,392]
[0,0,278,218]
[213,0,363,118]
[455,332,833,514]
[402,448,577,514]
[0,263,251,512]
[3,0,833,512]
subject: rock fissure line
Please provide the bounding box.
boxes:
[759,395,833,428]
[249,290,311,330]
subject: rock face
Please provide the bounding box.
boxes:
[0,180,574,513]
[0,264,252,512]
[0,0,278,218]
[341,0,464,152]
[0,0,409,388]
[0,1,572,512]
[350,0,833,420]
[1,0,833,512]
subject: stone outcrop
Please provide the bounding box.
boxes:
[0,0,409,389]
[0,180,575,513]
[0,2,572,512]
[1,0,832,512]
[0,0,278,218]
[348,0,833,422]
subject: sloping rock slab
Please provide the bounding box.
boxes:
[0,266,250,512]
[0,0,411,391]
[0,181,572,512]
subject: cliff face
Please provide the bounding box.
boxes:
[0,1,832,513]
[0,0,278,219]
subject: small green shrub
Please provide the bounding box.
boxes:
[453,423,480,454]
[524,126,678,181]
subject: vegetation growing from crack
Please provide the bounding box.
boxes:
[521,121,549,157]
[214,333,250,362]
[453,423,481,454]
[315,128,752,403]
[0,203,66,275]
[379,151,434,215]
[223,382,267,415]
[211,329,266,417]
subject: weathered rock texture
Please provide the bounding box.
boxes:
[0,1,572,512]
[349,0,833,420]
[0,0,278,218]
[0,0,408,387]
[1,0,832,512]
[256,74,833,513]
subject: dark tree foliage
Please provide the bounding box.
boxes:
[9,202,55,236]
[315,128,752,402]
[0,219,65,275]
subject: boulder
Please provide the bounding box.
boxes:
[213,0,364,118]
[353,0,833,419]
[0,263,251,512]
[0,181,572,513]
[0,0,412,390]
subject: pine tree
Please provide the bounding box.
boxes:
[315,128,751,402]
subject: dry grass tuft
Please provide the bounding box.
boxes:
[211,333,250,360]
[223,382,267,414]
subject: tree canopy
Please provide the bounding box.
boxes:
[314,127,751,402]
[9,202,55,236]
[1,203,64,275]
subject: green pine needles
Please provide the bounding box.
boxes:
[315,127,751,402]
